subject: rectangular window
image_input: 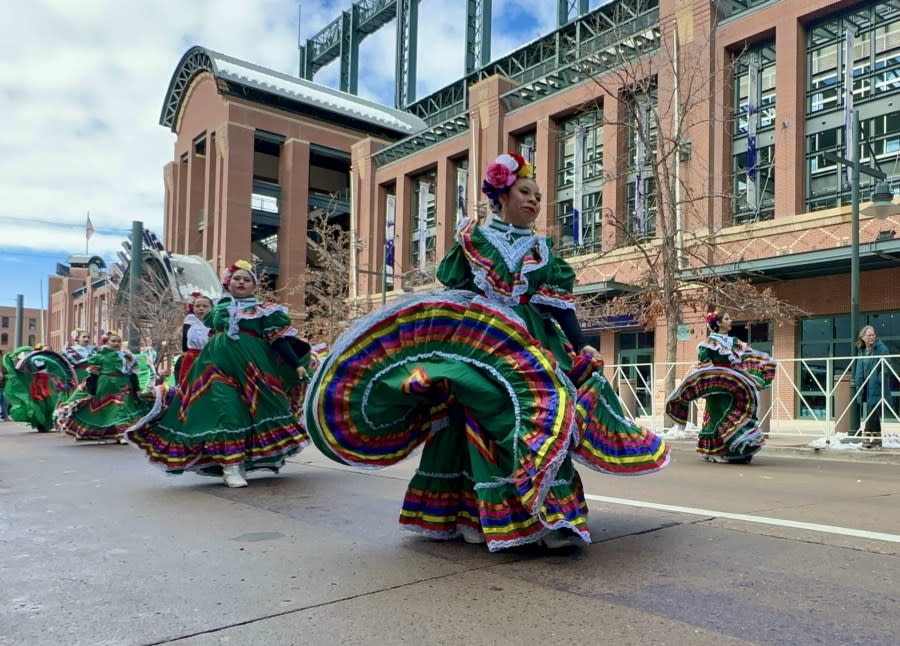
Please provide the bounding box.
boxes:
[798,311,900,420]
[515,131,536,175]
[384,188,396,292]
[1,317,7,328]
[805,3,900,212]
[409,171,437,275]
[453,157,468,225]
[616,331,655,411]
[625,88,657,238]
[625,176,657,236]
[554,111,604,257]
[733,144,775,223]
[193,132,207,157]
[732,44,776,223]
[28,318,36,330]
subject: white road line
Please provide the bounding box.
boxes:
[585,494,900,544]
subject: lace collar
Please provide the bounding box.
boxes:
[486,218,533,238]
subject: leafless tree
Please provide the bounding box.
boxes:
[289,208,361,345]
[111,267,184,367]
[565,9,805,392]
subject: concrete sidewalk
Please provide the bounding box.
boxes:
[665,434,900,464]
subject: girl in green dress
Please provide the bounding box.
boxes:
[305,153,669,552]
[59,332,149,442]
[665,309,776,463]
[63,329,96,383]
[126,260,312,488]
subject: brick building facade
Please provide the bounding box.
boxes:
[154,0,900,424]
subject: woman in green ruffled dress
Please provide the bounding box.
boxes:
[126,260,312,488]
[4,346,39,428]
[7,345,77,432]
[305,153,669,552]
[665,309,776,463]
[59,332,149,442]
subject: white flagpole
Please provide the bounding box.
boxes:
[39,279,45,345]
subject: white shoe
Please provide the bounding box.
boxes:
[459,529,485,544]
[539,530,575,550]
[222,465,248,488]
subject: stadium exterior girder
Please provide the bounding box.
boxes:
[298,0,597,107]
[374,0,660,167]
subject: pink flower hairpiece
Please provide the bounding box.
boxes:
[705,311,720,326]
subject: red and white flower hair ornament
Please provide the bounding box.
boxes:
[481,151,534,205]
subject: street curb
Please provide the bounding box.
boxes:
[665,439,900,465]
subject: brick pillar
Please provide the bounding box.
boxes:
[534,116,554,234]
[217,124,254,273]
[468,74,517,190]
[202,132,219,260]
[278,138,310,310]
[163,162,176,251]
[394,175,411,278]
[604,93,627,250]
[774,17,805,217]
[174,154,188,253]
[186,147,205,255]
[352,139,387,300]
[436,156,455,257]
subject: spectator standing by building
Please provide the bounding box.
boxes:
[854,325,890,449]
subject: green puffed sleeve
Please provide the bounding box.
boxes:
[260,307,294,341]
[88,350,106,369]
[543,252,577,295]
[436,243,476,290]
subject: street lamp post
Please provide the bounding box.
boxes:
[824,109,899,432]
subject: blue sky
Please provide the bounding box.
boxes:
[1,0,609,310]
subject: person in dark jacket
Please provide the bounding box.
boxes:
[853,325,890,449]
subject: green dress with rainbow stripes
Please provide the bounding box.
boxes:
[305,217,669,551]
[126,296,311,477]
[59,347,149,440]
[665,333,776,462]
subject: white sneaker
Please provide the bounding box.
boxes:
[222,465,248,488]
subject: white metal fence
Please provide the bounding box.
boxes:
[608,354,900,445]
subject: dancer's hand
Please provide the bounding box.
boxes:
[580,344,602,361]
[296,366,308,381]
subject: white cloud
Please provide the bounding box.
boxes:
[0,217,129,257]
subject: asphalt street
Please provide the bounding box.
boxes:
[2,421,898,646]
